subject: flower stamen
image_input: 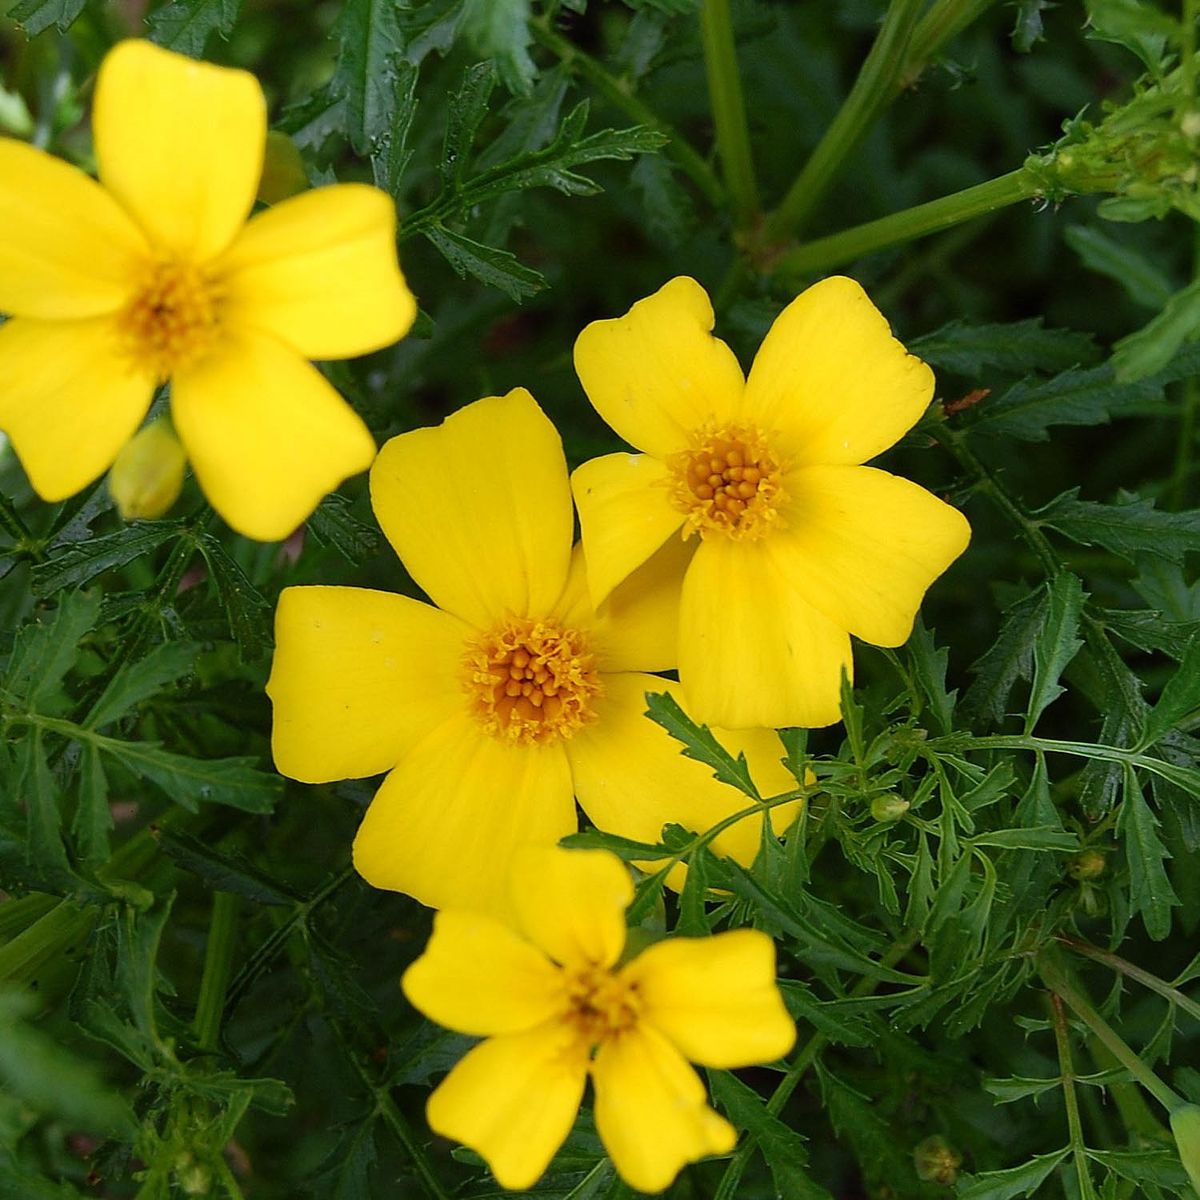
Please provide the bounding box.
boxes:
[564,964,640,1046]
[118,256,222,380]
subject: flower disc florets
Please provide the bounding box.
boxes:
[565,964,641,1045]
[668,423,785,540]
[464,616,601,745]
[118,256,222,380]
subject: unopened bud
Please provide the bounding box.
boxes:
[1067,849,1107,881]
[109,419,186,520]
[1170,1104,1200,1196]
[914,1135,962,1186]
[871,794,910,823]
[175,1153,211,1196]
[257,131,308,204]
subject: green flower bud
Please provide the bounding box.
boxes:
[1170,1104,1200,1196]
[913,1135,962,1185]
[174,1153,212,1196]
[871,794,910,823]
[109,420,186,521]
[1067,849,1107,881]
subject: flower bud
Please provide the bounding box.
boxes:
[109,419,187,521]
[871,794,910,823]
[257,131,308,204]
[1170,1104,1200,1195]
[913,1135,962,1185]
[1067,849,1107,881]
[175,1153,212,1196]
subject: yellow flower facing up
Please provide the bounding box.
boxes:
[402,845,796,1193]
[571,275,971,730]
[0,39,417,540]
[267,389,800,914]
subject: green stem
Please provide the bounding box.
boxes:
[1038,950,1184,1114]
[1087,1035,1170,1142]
[1183,0,1197,108]
[0,493,32,546]
[530,19,725,207]
[902,0,1000,86]
[1059,938,1200,1024]
[192,891,240,1052]
[765,0,927,240]
[1050,991,1097,1200]
[712,933,917,1200]
[700,0,758,226]
[773,167,1040,278]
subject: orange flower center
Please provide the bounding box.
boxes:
[463,617,601,745]
[667,424,785,540]
[118,257,222,380]
[564,964,640,1045]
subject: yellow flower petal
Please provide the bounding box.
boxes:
[352,712,576,914]
[679,539,852,730]
[401,910,566,1036]
[0,138,147,319]
[742,276,934,466]
[571,451,684,606]
[574,277,745,458]
[218,184,416,360]
[592,1024,736,1193]
[267,586,467,783]
[427,1024,588,1192]
[93,40,265,261]
[622,930,796,1067]
[0,316,153,501]
[369,389,573,628]
[171,329,375,541]
[770,465,971,647]
[508,846,632,970]
[567,675,800,887]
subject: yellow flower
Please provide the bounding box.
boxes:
[0,39,416,540]
[402,845,796,1193]
[571,276,971,730]
[267,389,799,914]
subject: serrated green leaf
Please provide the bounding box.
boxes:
[197,535,272,659]
[306,493,384,565]
[73,744,111,869]
[159,831,298,906]
[369,60,419,195]
[1026,572,1085,730]
[1064,225,1173,310]
[86,640,199,730]
[423,224,545,299]
[1011,0,1050,51]
[912,318,1098,378]
[675,843,712,936]
[908,617,956,734]
[17,731,70,886]
[461,0,535,94]
[147,0,241,54]
[1120,767,1179,940]
[1102,609,1200,659]
[956,1149,1070,1199]
[1037,490,1200,565]
[1114,277,1200,382]
[962,587,1046,726]
[643,691,758,797]
[1085,0,1176,73]
[968,827,1079,851]
[1086,1147,1192,1188]
[332,0,406,152]
[6,0,86,36]
[29,523,184,596]
[5,591,98,714]
[1142,631,1200,747]
[116,897,172,1053]
[442,62,496,188]
[777,981,873,1046]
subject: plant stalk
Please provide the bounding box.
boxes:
[193,891,241,1052]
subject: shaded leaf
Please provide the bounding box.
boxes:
[643,690,758,797]
[1037,491,1200,565]
[423,224,545,300]
[1026,572,1085,729]
[147,0,241,54]
[1120,767,1179,940]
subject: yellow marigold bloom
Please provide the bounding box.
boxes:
[0,39,416,540]
[402,846,796,1193]
[267,389,799,914]
[571,276,971,730]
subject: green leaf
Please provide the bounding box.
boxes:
[1119,767,1179,940]
[1101,609,1200,660]
[0,992,135,1137]
[1037,491,1200,566]
[73,744,111,870]
[966,365,1159,443]
[1011,0,1050,51]
[441,62,496,188]
[709,1072,833,1200]
[6,0,86,36]
[643,691,758,797]
[17,731,70,886]
[331,0,406,152]
[1114,277,1200,382]
[908,617,956,735]
[86,640,199,730]
[116,897,173,1052]
[777,981,874,1047]
[159,831,298,906]
[956,1149,1070,1198]
[962,587,1046,725]
[147,0,241,55]
[5,591,99,714]
[1026,572,1085,730]
[911,318,1098,378]
[1064,225,1174,310]
[197,534,273,659]
[1085,0,1177,74]
[29,523,184,596]
[307,494,384,565]
[1141,631,1200,746]
[369,60,419,195]
[423,224,545,300]
[968,827,1079,851]
[461,0,535,94]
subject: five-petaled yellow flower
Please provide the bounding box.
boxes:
[402,845,796,1193]
[571,275,971,730]
[267,389,799,915]
[0,39,416,540]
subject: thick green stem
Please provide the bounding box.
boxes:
[193,891,240,1052]
[1050,991,1097,1200]
[1038,950,1184,1114]
[1060,938,1200,1024]
[774,167,1040,278]
[530,19,724,207]
[766,0,927,240]
[700,0,758,226]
